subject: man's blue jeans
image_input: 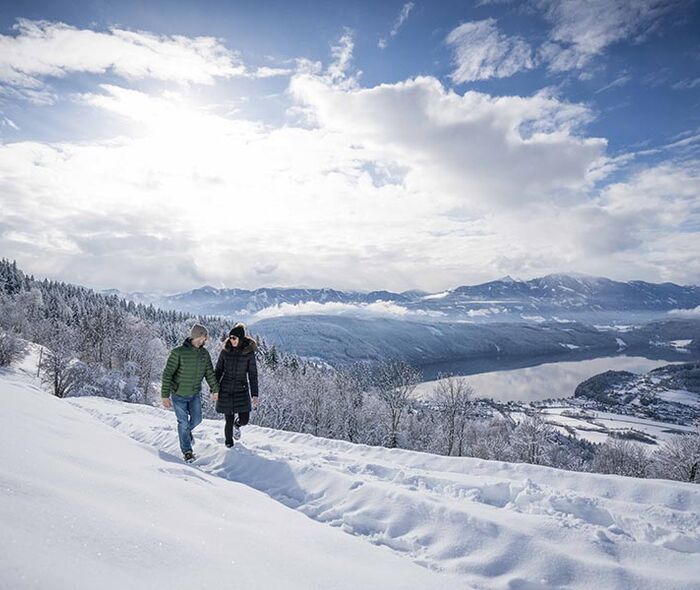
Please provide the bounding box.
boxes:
[171,392,202,454]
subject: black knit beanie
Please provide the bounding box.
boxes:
[229,325,245,340]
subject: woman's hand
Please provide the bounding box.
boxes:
[212,391,219,402]
[252,396,259,409]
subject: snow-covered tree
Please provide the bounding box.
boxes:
[373,359,421,448]
[464,417,515,461]
[653,427,700,483]
[591,438,650,478]
[39,323,78,398]
[0,330,25,366]
[331,363,371,443]
[429,374,474,456]
[510,413,556,465]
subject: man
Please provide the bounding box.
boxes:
[161,323,220,462]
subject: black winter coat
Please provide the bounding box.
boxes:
[215,337,259,414]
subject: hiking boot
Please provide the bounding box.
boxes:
[233,424,241,441]
[183,450,195,462]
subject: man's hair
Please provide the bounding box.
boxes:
[190,323,208,339]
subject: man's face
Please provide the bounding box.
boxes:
[192,334,208,348]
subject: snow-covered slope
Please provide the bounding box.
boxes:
[0,365,459,590]
[3,361,700,590]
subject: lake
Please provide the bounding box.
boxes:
[414,354,699,403]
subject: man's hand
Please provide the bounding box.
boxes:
[252,396,259,409]
[212,391,219,402]
[162,397,172,409]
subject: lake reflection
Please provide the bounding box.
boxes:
[414,355,692,403]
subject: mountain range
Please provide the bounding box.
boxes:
[104,273,700,320]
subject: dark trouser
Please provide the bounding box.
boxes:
[224,411,250,443]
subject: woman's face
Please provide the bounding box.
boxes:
[229,335,239,347]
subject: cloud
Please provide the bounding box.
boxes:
[251,300,444,320]
[535,160,700,278]
[378,2,415,49]
[536,0,681,72]
[668,306,700,318]
[1,116,19,130]
[597,161,700,226]
[253,66,293,78]
[0,19,245,91]
[0,18,296,104]
[673,77,700,90]
[326,29,357,85]
[459,2,683,77]
[0,82,448,292]
[1,25,699,294]
[289,72,605,208]
[0,197,209,292]
[0,62,618,293]
[594,74,632,93]
[447,19,535,82]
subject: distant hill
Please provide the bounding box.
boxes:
[248,314,700,367]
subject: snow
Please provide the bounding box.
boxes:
[467,307,503,317]
[540,407,696,446]
[462,300,518,304]
[521,314,547,323]
[589,411,698,439]
[656,389,700,408]
[670,339,693,349]
[421,290,451,300]
[594,324,638,332]
[3,361,700,590]
[1,367,456,590]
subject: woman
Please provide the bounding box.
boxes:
[214,323,259,448]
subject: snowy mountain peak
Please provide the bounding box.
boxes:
[540,272,599,284]
[195,285,220,294]
[496,274,521,283]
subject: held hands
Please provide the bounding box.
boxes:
[162,397,172,409]
[252,396,259,409]
[212,391,219,402]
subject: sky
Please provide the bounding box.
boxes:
[0,0,699,294]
